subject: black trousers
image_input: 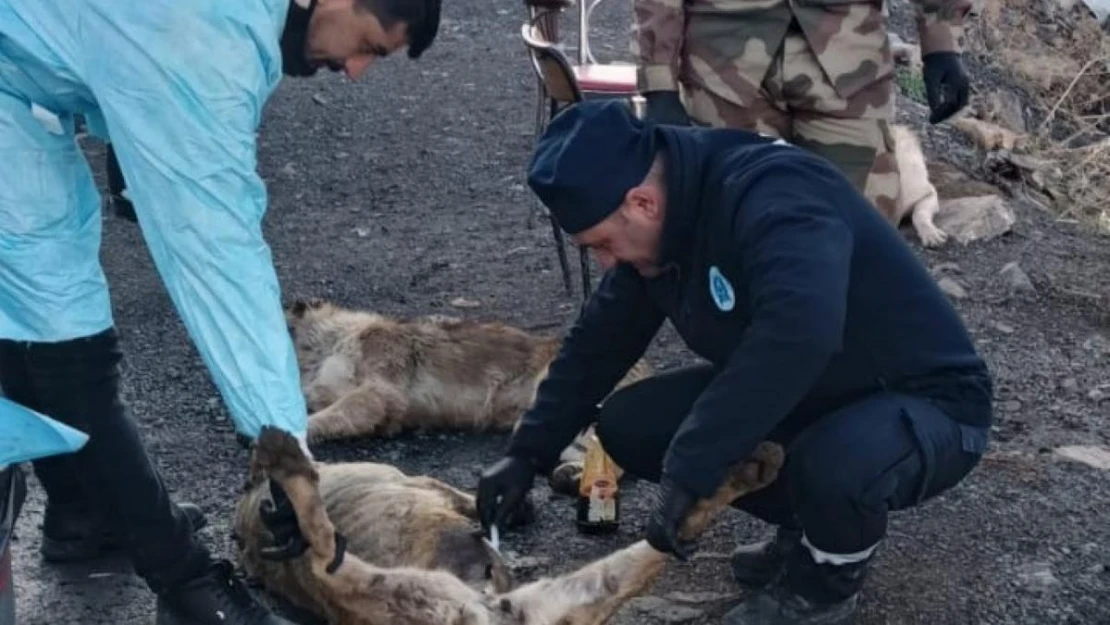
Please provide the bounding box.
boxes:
[0,328,209,593]
[595,364,989,556]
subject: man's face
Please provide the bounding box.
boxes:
[571,184,667,279]
[306,0,410,79]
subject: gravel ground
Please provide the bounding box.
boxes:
[8,0,1110,624]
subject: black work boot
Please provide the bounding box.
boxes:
[155,559,298,625]
[42,501,208,563]
[723,543,871,625]
[730,525,803,588]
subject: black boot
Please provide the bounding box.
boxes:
[730,525,802,588]
[42,501,208,563]
[723,541,872,625]
[155,559,298,625]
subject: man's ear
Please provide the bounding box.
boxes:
[624,184,662,222]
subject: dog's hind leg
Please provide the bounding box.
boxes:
[305,377,409,445]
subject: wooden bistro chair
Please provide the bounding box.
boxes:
[520,5,644,303]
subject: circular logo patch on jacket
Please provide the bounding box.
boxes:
[708,265,735,312]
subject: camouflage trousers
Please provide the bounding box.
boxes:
[683,30,900,220]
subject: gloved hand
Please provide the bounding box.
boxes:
[644,90,691,126]
[922,51,970,124]
[645,476,698,560]
[476,455,537,536]
[258,480,309,561]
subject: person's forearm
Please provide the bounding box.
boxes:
[911,0,974,54]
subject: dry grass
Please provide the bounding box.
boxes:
[969,0,1110,232]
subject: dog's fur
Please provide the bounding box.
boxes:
[890,123,948,247]
[235,427,785,625]
[285,298,652,495]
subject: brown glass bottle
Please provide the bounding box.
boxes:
[575,433,620,535]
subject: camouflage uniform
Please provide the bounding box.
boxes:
[633,0,973,219]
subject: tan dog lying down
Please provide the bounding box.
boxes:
[285,297,653,495]
[234,427,785,625]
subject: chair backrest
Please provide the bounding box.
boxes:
[520,22,583,105]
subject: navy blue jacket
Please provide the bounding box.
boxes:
[507,125,994,499]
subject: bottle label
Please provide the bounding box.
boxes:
[587,482,617,523]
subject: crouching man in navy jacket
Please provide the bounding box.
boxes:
[475,99,993,625]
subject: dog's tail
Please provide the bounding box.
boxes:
[498,440,785,625]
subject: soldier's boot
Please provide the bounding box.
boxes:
[723,542,871,625]
[155,560,298,625]
[730,525,803,588]
[41,501,208,563]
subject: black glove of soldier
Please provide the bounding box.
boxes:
[644,90,691,126]
[644,476,698,560]
[476,455,537,536]
[922,51,970,124]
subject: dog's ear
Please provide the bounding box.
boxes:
[287,297,324,318]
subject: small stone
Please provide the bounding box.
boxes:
[1015,561,1059,590]
[450,297,481,309]
[281,162,298,177]
[1054,445,1110,470]
[312,93,328,106]
[1000,262,1036,293]
[938,276,969,299]
[1089,388,1106,402]
[994,322,1015,334]
[627,597,704,623]
[932,262,962,274]
[1060,377,1079,392]
[935,195,1015,244]
[1081,334,1110,354]
[1001,400,1023,412]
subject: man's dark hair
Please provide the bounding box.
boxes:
[356,0,441,59]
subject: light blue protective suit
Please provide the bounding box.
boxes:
[0,0,308,440]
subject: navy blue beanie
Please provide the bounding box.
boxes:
[527,100,658,235]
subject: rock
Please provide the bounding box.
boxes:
[1060,377,1079,392]
[1000,262,1036,293]
[1081,333,1110,355]
[980,91,1028,132]
[994,322,1016,334]
[932,262,962,274]
[626,597,704,623]
[1014,561,1060,590]
[1090,388,1107,402]
[312,93,329,106]
[938,276,969,299]
[1001,399,1023,412]
[935,195,1015,244]
[1054,445,1110,470]
[449,297,481,308]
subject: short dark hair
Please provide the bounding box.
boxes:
[356,0,441,59]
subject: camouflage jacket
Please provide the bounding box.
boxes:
[634,0,974,105]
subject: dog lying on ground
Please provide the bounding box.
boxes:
[285,297,653,495]
[234,427,785,625]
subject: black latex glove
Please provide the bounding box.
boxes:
[645,476,698,560]
[922,51,970,124]
[644,90,691,126]
[476,455,537,536]
[258,480,309,561]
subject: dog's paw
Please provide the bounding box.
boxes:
[548,461,584,497]
[917,222,949,248]
[503,493,537,530]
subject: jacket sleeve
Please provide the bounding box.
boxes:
[661,162,854,499]
[88,11,308,441]
[634,0,687,92]
[911,0,975,55]
[506,264,666,473]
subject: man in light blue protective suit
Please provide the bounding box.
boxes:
[0,0,440,624]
